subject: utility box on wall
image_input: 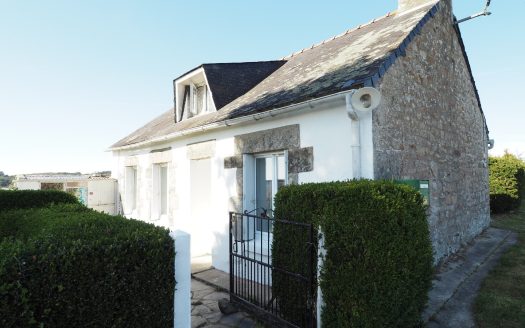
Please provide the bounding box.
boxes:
[394,179,429,205]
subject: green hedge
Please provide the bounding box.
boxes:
[0,190,79,211]
[273,180,433,327]
[272,182,332,326]
[489,154,525,214]
[0,204,175,328]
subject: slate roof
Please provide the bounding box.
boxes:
[111,1,441,149]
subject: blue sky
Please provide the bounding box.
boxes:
[0,0,523,175]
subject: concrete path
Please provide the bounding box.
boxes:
[191,279,257,328]
[424,227,518,328]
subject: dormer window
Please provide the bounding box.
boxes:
[174,68,216,122]
[190,84,208,116]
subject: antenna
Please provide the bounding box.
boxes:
[456,0,492,24]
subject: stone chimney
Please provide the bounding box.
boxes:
[398,0,435,11]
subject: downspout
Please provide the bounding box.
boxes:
[346,94,362,179]
[345,87,382,179]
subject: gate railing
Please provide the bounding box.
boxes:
[229,211,316,327]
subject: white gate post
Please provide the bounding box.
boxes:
[317,228,325,328]
[171,230,191,328]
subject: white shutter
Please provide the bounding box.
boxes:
[202,85,207,113]
[189,84,197,116]
[125,166,137,215]
[243,154,256,212]
[151,165,160,220]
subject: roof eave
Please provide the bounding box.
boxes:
[108,89,355,152]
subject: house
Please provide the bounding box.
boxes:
[15,173,118,214]
[110,0,490,271]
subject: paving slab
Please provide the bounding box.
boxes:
[424,227,518,327]
[191,278,257,327]
[193,268,230,291]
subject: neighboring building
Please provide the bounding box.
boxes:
[110,0,490,271]
[14,173,118,214]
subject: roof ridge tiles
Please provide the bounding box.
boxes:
[202,60,286,66]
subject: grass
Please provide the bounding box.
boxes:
[473,200,525,328]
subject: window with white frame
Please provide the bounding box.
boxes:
[189,84,208,117]
[175,68,216,122]
[125,166,137,214]
[243,152,288,235]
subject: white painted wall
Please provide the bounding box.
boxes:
[113,95,374,273]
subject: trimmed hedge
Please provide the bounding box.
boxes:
[271,183,331,326]
[0,190,79,211]
[0,204,175,328]
[489,154,525,214]
[273,180,433,327]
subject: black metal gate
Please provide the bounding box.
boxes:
[229,210,316,327]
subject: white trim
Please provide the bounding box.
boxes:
[174,67,205,84]
[202,70,217,113]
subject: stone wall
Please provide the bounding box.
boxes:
[374,0,490,263]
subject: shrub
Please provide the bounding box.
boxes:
[489,154,525,214]
[273,180,433,327]
[272,182,332,326]
[0,190,78,211]
[0,205,175,328]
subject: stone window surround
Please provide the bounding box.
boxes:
[223,124,314,212]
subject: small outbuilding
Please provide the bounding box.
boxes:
[14,174,118,215]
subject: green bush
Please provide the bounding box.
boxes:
[489,154,525,214]
[0,205,175,328]
[272,182,332,326]
[273,180,433,327]
[0,190,79,211]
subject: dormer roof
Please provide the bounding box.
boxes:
[175,62,286,111]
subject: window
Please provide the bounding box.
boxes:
[152,163,168,220]
[255,155,286,232]
[243,152,288,234]
[175,68,216,122]
[125,166,137,214]
[189,84,208,117]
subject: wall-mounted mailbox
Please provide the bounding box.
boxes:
[394,179,429,205]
